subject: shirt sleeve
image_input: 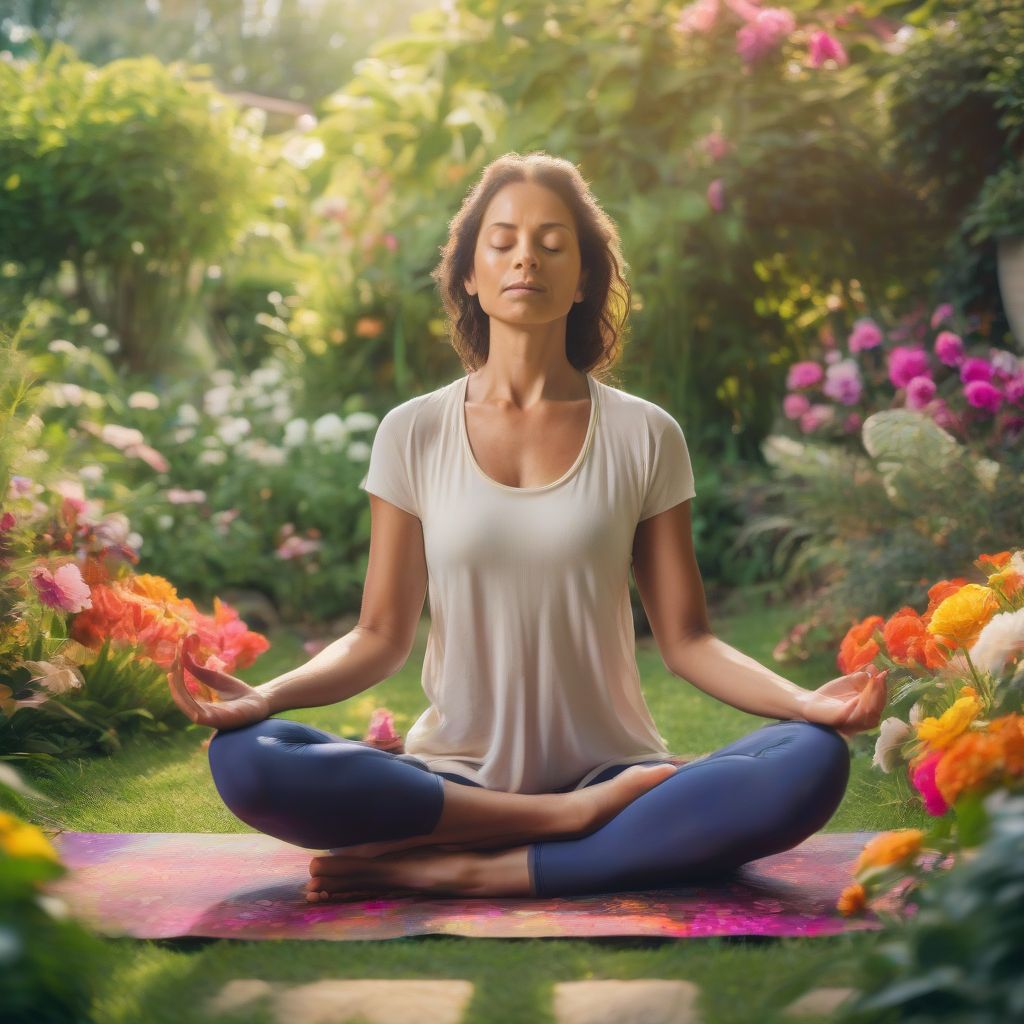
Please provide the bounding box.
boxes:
[639,406,697,521]
[358,405,420,518]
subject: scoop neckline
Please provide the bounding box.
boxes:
[458,372,599,494]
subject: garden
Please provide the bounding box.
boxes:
[1,1,1022,1022]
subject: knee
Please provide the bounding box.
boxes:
[207,718,288,808]
[792,721,851,792]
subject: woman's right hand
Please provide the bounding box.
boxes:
[167,634,271,732]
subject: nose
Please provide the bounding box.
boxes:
[514,244,539,269]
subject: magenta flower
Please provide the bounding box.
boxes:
[786,360,824,390]
[707,178,726,212]
[783,392,810,419]
[930,303,955,329]
[910,750,948,816]
[31,562,93,614]
[905,375,937,411]
[847,318,883,353]
[736,7,796,64]
[1006,375,1024,406]
[842,411,862,434]
[799,404,834,433]
[822,359,862,405]
[964,380,1003,413]
[959,357,993,385]
[807,30,848,68]
[888,345,931,389]
[934,330,964,367]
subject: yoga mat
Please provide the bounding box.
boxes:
[43,830,911,941]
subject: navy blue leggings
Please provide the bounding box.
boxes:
[206,717,850,898]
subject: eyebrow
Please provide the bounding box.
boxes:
[486,221,571,231]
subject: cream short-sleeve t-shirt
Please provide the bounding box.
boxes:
[358,372,697,794]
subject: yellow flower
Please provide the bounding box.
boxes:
[0,810,61,863]
[916,694,982,751]
[927,584,1000,648]
[854,828,925,873]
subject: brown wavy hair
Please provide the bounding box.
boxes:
[430,151,631,385]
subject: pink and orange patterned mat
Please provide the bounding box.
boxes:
[45,829,908,941]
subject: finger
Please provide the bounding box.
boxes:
[167,648,205,724]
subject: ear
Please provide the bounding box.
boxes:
[464,269,477,297]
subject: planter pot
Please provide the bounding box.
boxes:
[996,235,1024,348]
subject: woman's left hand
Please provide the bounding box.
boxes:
[797,665,889,740]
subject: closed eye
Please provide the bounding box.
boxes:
[494,245,560,253]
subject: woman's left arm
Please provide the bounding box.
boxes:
[631,500,887,734]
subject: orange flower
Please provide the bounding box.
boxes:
[854,828,925,873]
[882,607,950,671]
[986,567,1024,602]
[987,713,1024,777]
[976,551,1012,571]
[923,578,971,621]
[838,615,884,673]
[933,730,1002,805]
[837,882,867,916]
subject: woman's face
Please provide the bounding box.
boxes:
[464,180,587,326]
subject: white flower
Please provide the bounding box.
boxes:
[79,464,104,484]
[173,427,196,444]
[344,411,379,432]
[909,701,925,726]
[47,339,78,356]
[871,716,913,773]
[969,607,1024,677]
[311,413,347,445]
[250,364,284,388]
[203,385,236,417]
[215,416,252,446]
[198,449,227,466]
[283,418,309,447]
[21,658,85,695]
[346,439,371,462]
[157,514,174,530]
[128,391,160,410]
[177,403,201,426]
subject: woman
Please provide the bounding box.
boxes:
[167,152,887,903]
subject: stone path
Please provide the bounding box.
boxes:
[204,977,858,1022]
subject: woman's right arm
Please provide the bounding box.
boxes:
[256,493,428,715]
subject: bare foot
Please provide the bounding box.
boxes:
[305,847,484,902]
[572,763,678,835]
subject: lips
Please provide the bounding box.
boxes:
[504,283,543,291]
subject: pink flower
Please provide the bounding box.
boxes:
[807,30,848,68]
[824,349,842,365]
[959,357,993,385]
[783,392,810,419]
[910,750,948,816]
[888,345,931,389]
[723,0,762,21]
[366,708,400,744]
[707,178,726,212]
[822,359,862,405]
[963,380,1003,413]
[166,488,207,505]
[799,403,834,433]
[934,330,964,367]
[31,562,93,614]
[848,318,883,353]
[786,361,824,390]
[930,303,954,329]
[677,0,720,34]
[990,349,1020,381]
[1005,375,1024,406]
[382,233,398,253]
[927,398,959,432]
[905,375,936,411]
[699,130,731,161]
[9,476,36,499]
[842,411,862,434]
[736,7,796,64]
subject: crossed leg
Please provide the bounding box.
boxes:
[301,720,850,900]
[205,718,678,901]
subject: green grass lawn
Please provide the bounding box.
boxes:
[12,587,929,1024]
